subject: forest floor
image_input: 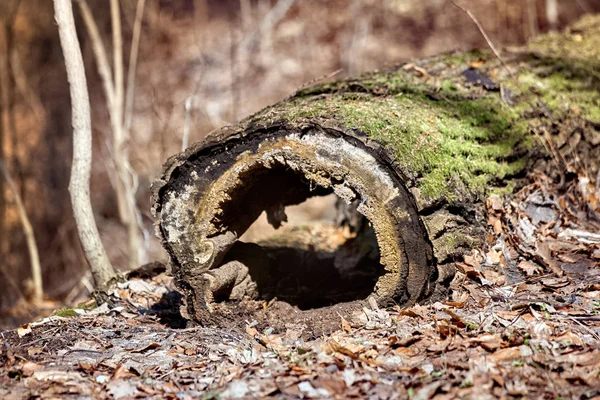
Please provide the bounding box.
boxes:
[1,171,600,399]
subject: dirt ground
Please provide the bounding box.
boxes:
[1,170,599,399]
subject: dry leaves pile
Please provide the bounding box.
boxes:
[1,173,600,399]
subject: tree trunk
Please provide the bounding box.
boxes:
[54,0,116,288]
[152,15,600,323]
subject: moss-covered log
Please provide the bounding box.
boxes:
[152,16,600,322]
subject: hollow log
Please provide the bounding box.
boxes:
[152,16,600,322]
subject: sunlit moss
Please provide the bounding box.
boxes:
[245,16,600,203]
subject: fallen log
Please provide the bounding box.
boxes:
[152,16,600,323]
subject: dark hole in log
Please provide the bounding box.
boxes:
[211,163,386,310]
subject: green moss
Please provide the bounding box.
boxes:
[52,307,78,317]
[52,300,97,317]
[279,77,529,201]
[442,49,490,66]
[518,70,600,123]
[75,300,97,311]
[249,16,600,203]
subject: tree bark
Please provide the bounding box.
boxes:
[152,15,600,322]
[54,0,116,288]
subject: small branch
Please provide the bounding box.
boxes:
[182,96,192,151]
[124,0,146,132]
[9,48,46,123]
[111,0,124,134]
[75,0,116,108]
[54,0,116,287]
[450,1,504,71]
[0,156,42,303]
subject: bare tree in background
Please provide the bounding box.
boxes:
[76,0,147,271]
[54,0,116,288]
[0,157,42,303]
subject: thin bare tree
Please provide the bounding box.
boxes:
[0,157,42,303]
[76,0,146,271]
[54,0,116,287]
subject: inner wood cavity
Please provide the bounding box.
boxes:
[211,163,386,309]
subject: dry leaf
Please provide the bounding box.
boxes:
[130,343,161,353]
[341,317,352,333]
[17,324,32,338]
[518,260,542,276]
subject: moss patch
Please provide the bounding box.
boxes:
[244,15,600,203]
[276,78,529,201]
[52,307,79,317]
[51,300,96,318]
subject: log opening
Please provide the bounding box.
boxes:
[218,189,386,310]
[153,127,436,321]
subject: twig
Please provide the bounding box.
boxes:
[9,48,46,123]
[0,263,26,303]
[182,97,192,151]
[111,0,124,131]
[237,0,296,55]
[0,157,42,303]
[568,316,600,341]
[124,0,146,132]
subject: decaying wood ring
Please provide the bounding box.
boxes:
[152,123,438,320]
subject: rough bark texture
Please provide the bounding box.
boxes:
[152,15,600,323]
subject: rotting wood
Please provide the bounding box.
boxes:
[152,15,600,323]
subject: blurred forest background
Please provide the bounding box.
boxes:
[1,0,599,328]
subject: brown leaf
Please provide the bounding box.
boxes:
[440,308,466,328]
[112,364,136,380]
[541,277,571,289]
[443,292,470,309]
[536,241,564,276]
[130,343,161,353]
[555,350,600,366]
[27,347,43,356]
[78,362,96,373]
[467,334,502,352]
[389,335,421,348]
[483,269,505,286]
[327,339,361,359]
[318,378,346,395]
[245,325,259,337]
[398,309,422,318]
[341,317,352,333]
[486,250,502,265]
[518,260,542,276]
[167,345,185,356]
[488,216,503,234]
[464,254,481,269]
[555,330,584,346]
[21,361,41,377]
[557,253,577,263]
[488,347,523,363]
